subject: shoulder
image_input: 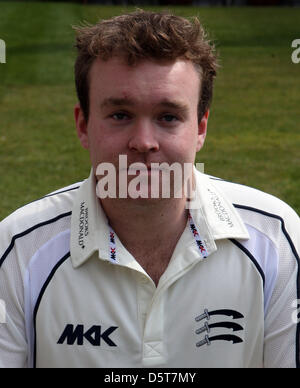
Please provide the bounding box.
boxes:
[207,175,299,255]
[0,181,83,266]
[208,175,299,224]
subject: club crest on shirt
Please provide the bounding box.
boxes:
[195,308,244,348]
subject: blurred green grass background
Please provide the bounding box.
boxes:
[0,1,299,220]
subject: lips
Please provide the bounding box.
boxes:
[118,163,162,173]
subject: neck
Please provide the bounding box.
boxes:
[101,197,188,250]
[101,197,189,286]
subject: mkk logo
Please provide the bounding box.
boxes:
[57,324,118,346]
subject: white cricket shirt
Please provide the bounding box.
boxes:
[0,169,299,368]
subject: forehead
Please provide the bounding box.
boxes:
[88,57,201,105]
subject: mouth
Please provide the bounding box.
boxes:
[134,167,159,176]
[118,163,162,173]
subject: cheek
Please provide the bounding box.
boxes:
[163,138,197,164]
[88,126,127,164]
[172,127,199,154]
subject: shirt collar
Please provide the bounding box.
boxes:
[70,168,110,268]
[70,167,249,268]
[189,167,249,242]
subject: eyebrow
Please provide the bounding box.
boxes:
[100,97,135,109]
[158,99,189,115]
[100,97,189,114]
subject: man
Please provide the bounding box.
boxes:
[0,10,299,368]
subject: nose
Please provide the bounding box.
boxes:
[128,119,159,154]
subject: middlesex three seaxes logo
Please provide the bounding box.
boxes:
[195,309,244,348]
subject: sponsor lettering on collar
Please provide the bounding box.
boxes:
[78,201,89,249]
[207,188,234,228]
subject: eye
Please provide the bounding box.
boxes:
[111,112,130,121]
[160,114,178,123]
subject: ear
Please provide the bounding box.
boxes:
[74,103,89,150]
[196,110,209,152]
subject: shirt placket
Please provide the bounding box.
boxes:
[136,274,165,366]
[109,212,210,366]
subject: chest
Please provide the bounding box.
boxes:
[31,241,265,368]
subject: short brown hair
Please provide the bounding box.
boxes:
[74,10,217,122]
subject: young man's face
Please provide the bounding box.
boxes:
[75,57,208,199]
